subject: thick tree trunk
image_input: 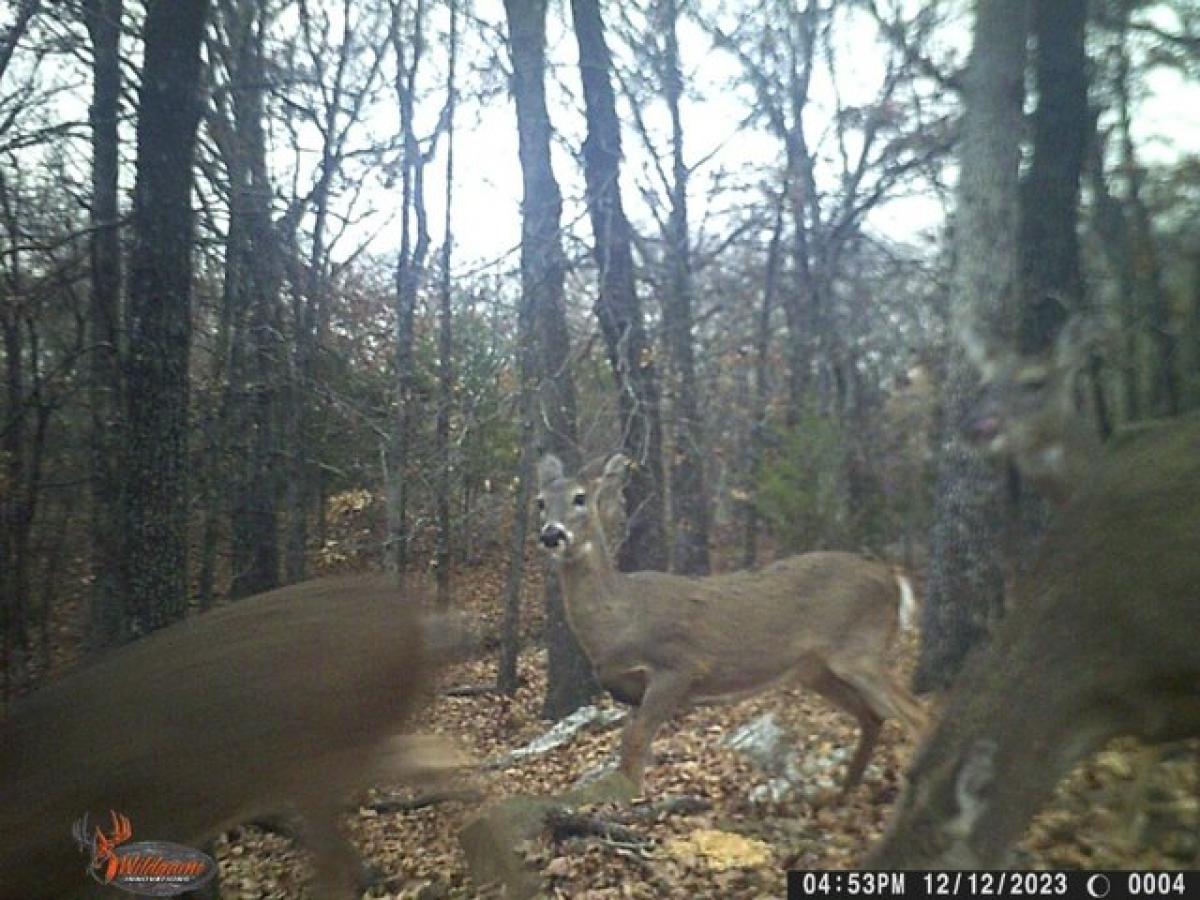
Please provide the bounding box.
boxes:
[1,312,29,691]
[570,0,667,574]
[504,0,599,714]
[220,1,282,600]
[1018,0,1087,331]
[1193,251,1200,408]
[83,0,126,646]
[122,0,209,635]
[1008,0,1090,579]
[915,0,1024,692]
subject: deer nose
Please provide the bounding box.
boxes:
[540,523,568,548]
[965,413,1001,442]
[963,391,1003,444]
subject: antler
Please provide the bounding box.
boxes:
[93,810,132,882]
[95,810,132,850]
[71,813,92,851]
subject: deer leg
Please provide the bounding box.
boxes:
[618,671,692,792]
[294,807,368,900]
[809,668,883,794]
[827,662,927,737]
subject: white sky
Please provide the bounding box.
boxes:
[4,1,1197,278]
[430,1,949,273]
[410,1,1200,279]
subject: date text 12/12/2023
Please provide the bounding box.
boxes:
[787,871,1194,900]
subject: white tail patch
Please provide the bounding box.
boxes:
[896,574,917,632]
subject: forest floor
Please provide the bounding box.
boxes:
[207,543,1200,899]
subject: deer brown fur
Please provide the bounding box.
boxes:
[536,453,927,795]
[867,316,1200,867]
[0,574,462,899]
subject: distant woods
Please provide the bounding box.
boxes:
[1,0,1199,710]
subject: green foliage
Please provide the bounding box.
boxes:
[754,408,849,553]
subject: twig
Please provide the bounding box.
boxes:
[625,795,712,822]
[443,684,500,697]
[366,787,484,813]
[543,808,650,847]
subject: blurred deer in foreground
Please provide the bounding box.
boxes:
[961,315,1115,505]
[0,574,468,899]
[536,453,927,796]
[867,314,1200,868]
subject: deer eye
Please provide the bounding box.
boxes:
[573,492,587,507]
[536,497,545,511]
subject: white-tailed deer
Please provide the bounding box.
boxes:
[866,316,1200,867]
[536,453,927,796]
[0,574,467,899]
[960,314,1110,505]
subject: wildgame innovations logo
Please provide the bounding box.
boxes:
[71,811,217,896]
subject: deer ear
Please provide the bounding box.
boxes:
[602,453,630,482]
[1052,314,1104,374]
[955,315,1002,381]
[593,453,630,500]
[537,455,564,489]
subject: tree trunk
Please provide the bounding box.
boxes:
[389,0,432,579]
[434,0,458,609]
[122,0,209,635]
[658,0,709,575]
[1008,0,1089,583]
[1192,250,1200,409]
[741,196,785,569]
[1086,119,1141,421]
[570,0,667,574]
[1018,0,1087,332]
[915,0,1024,692]
[215,0,282,600]
[1,310,28,693]
[83,0,126,647]
[504,0,599,714]
[783,2,821,424]
[499,392,534,697]
[1112,2,1178,418]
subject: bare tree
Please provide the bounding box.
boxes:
[741,195,786,567]
[207,0,285,600]
[631,0,711,574]
[570,0,667,573]
[501,0,598,713]
[1018,0,1087,318]
[710,1,956,554]
[0,0,41,84]
[83,0,125,645]
[271,0,390,582]
[1003,0,1093,579]
[433,0,459,609]
[1093,0,1180,418]
[388,0,435,578]
[915,0,1023,690]
[122,0,210,634]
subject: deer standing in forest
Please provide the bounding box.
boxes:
[536,453,928,796]
[866,315,1200,867]
[0,575,467,899]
